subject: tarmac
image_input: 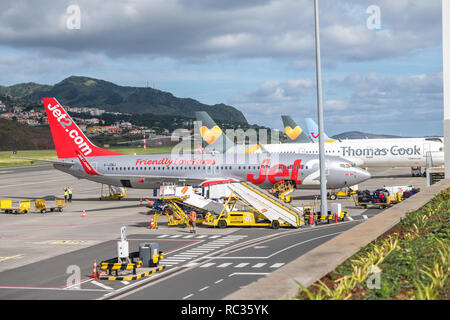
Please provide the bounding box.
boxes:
[0,164,430,299]
[224,178,450,300]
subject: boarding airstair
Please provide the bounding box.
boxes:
[227,182,303,228]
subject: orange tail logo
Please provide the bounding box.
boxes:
[285,126,302,140]
[200,125,222,145]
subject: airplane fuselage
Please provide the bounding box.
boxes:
[259,139,444,167]
[55,153,371,190]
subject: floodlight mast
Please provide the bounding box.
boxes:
[313,0,328,215]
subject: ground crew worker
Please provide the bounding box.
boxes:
[68,187,73,203]
[189,210,197,234]
[63,188,68,202]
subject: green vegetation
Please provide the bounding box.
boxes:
[0,119,53,151]
[1,75,248,123]
[0,146,174,167]
[295,188,450,300]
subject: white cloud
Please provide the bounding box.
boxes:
[0,0,442,66]
[232,71,443,136]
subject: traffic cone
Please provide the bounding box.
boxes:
[91,260,99,279]
[309,213,314,225]
[140,197,143,206]
[81,209,86,218]
[149,217,155,229]
[335,213,338,223]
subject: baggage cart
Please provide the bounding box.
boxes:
[34,198,66,213]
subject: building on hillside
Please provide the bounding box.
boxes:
[13,106,25,113]
[0,112,14,119]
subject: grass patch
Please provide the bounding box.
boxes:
[0,145,174,167]
[295,188,450,300]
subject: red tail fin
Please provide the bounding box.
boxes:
[43,97,122,158]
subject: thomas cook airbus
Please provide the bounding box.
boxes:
[18,98,371,190]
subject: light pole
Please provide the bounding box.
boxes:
[313,0,328,215]
[443,0,450,178]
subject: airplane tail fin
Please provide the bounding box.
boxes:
[281,115,313,143]
[195,111,235,153]
[304,118,336,143]
[43,97,122,158]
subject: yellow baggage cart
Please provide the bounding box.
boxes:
[0,200,31,214]
[34,198,66,213]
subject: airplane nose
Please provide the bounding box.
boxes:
[356,168,371,182]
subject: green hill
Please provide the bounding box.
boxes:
[2,76,247,124]
[0,119,54,151]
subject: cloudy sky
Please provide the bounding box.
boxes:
[0,0,444,136]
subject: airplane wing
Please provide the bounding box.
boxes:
[11,157,75,167]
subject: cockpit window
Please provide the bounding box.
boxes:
[340,163,353,168]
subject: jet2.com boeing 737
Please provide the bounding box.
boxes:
[19,97,371,190]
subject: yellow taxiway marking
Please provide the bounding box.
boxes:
[50,240,85,245]
[0,254,23,262]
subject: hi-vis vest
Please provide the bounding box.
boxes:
[64,190,68,196]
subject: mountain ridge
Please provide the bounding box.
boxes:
[0,76,248,124]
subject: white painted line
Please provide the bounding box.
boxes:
[215,279,224,284]
[121,281,130,285]
[199,286,209,292]
[210,231,345,260]
[270,263,285,268]
[162,258,187,261]
[91,280,113,291]
[182,294,194,300]
[347,216,354,221]
[209,235,221,239]
[195,235,207,238]
[182,235,195,238]
[229,272,269,277]
[175,253,200,257]
[170,235,182,238]
[185,263,200,268]
[217,263,233,268]
[252,263,267,268]
[64,278,95,290]
[157,235,169,238]
[197,245,224,249]
[234,263,250,268]
[200,262,215,268]
[363,215,368,220]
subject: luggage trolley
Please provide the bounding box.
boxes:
[34,198,66,213]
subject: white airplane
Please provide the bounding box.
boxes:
[287,116,444,175]
[195,112,444,175]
